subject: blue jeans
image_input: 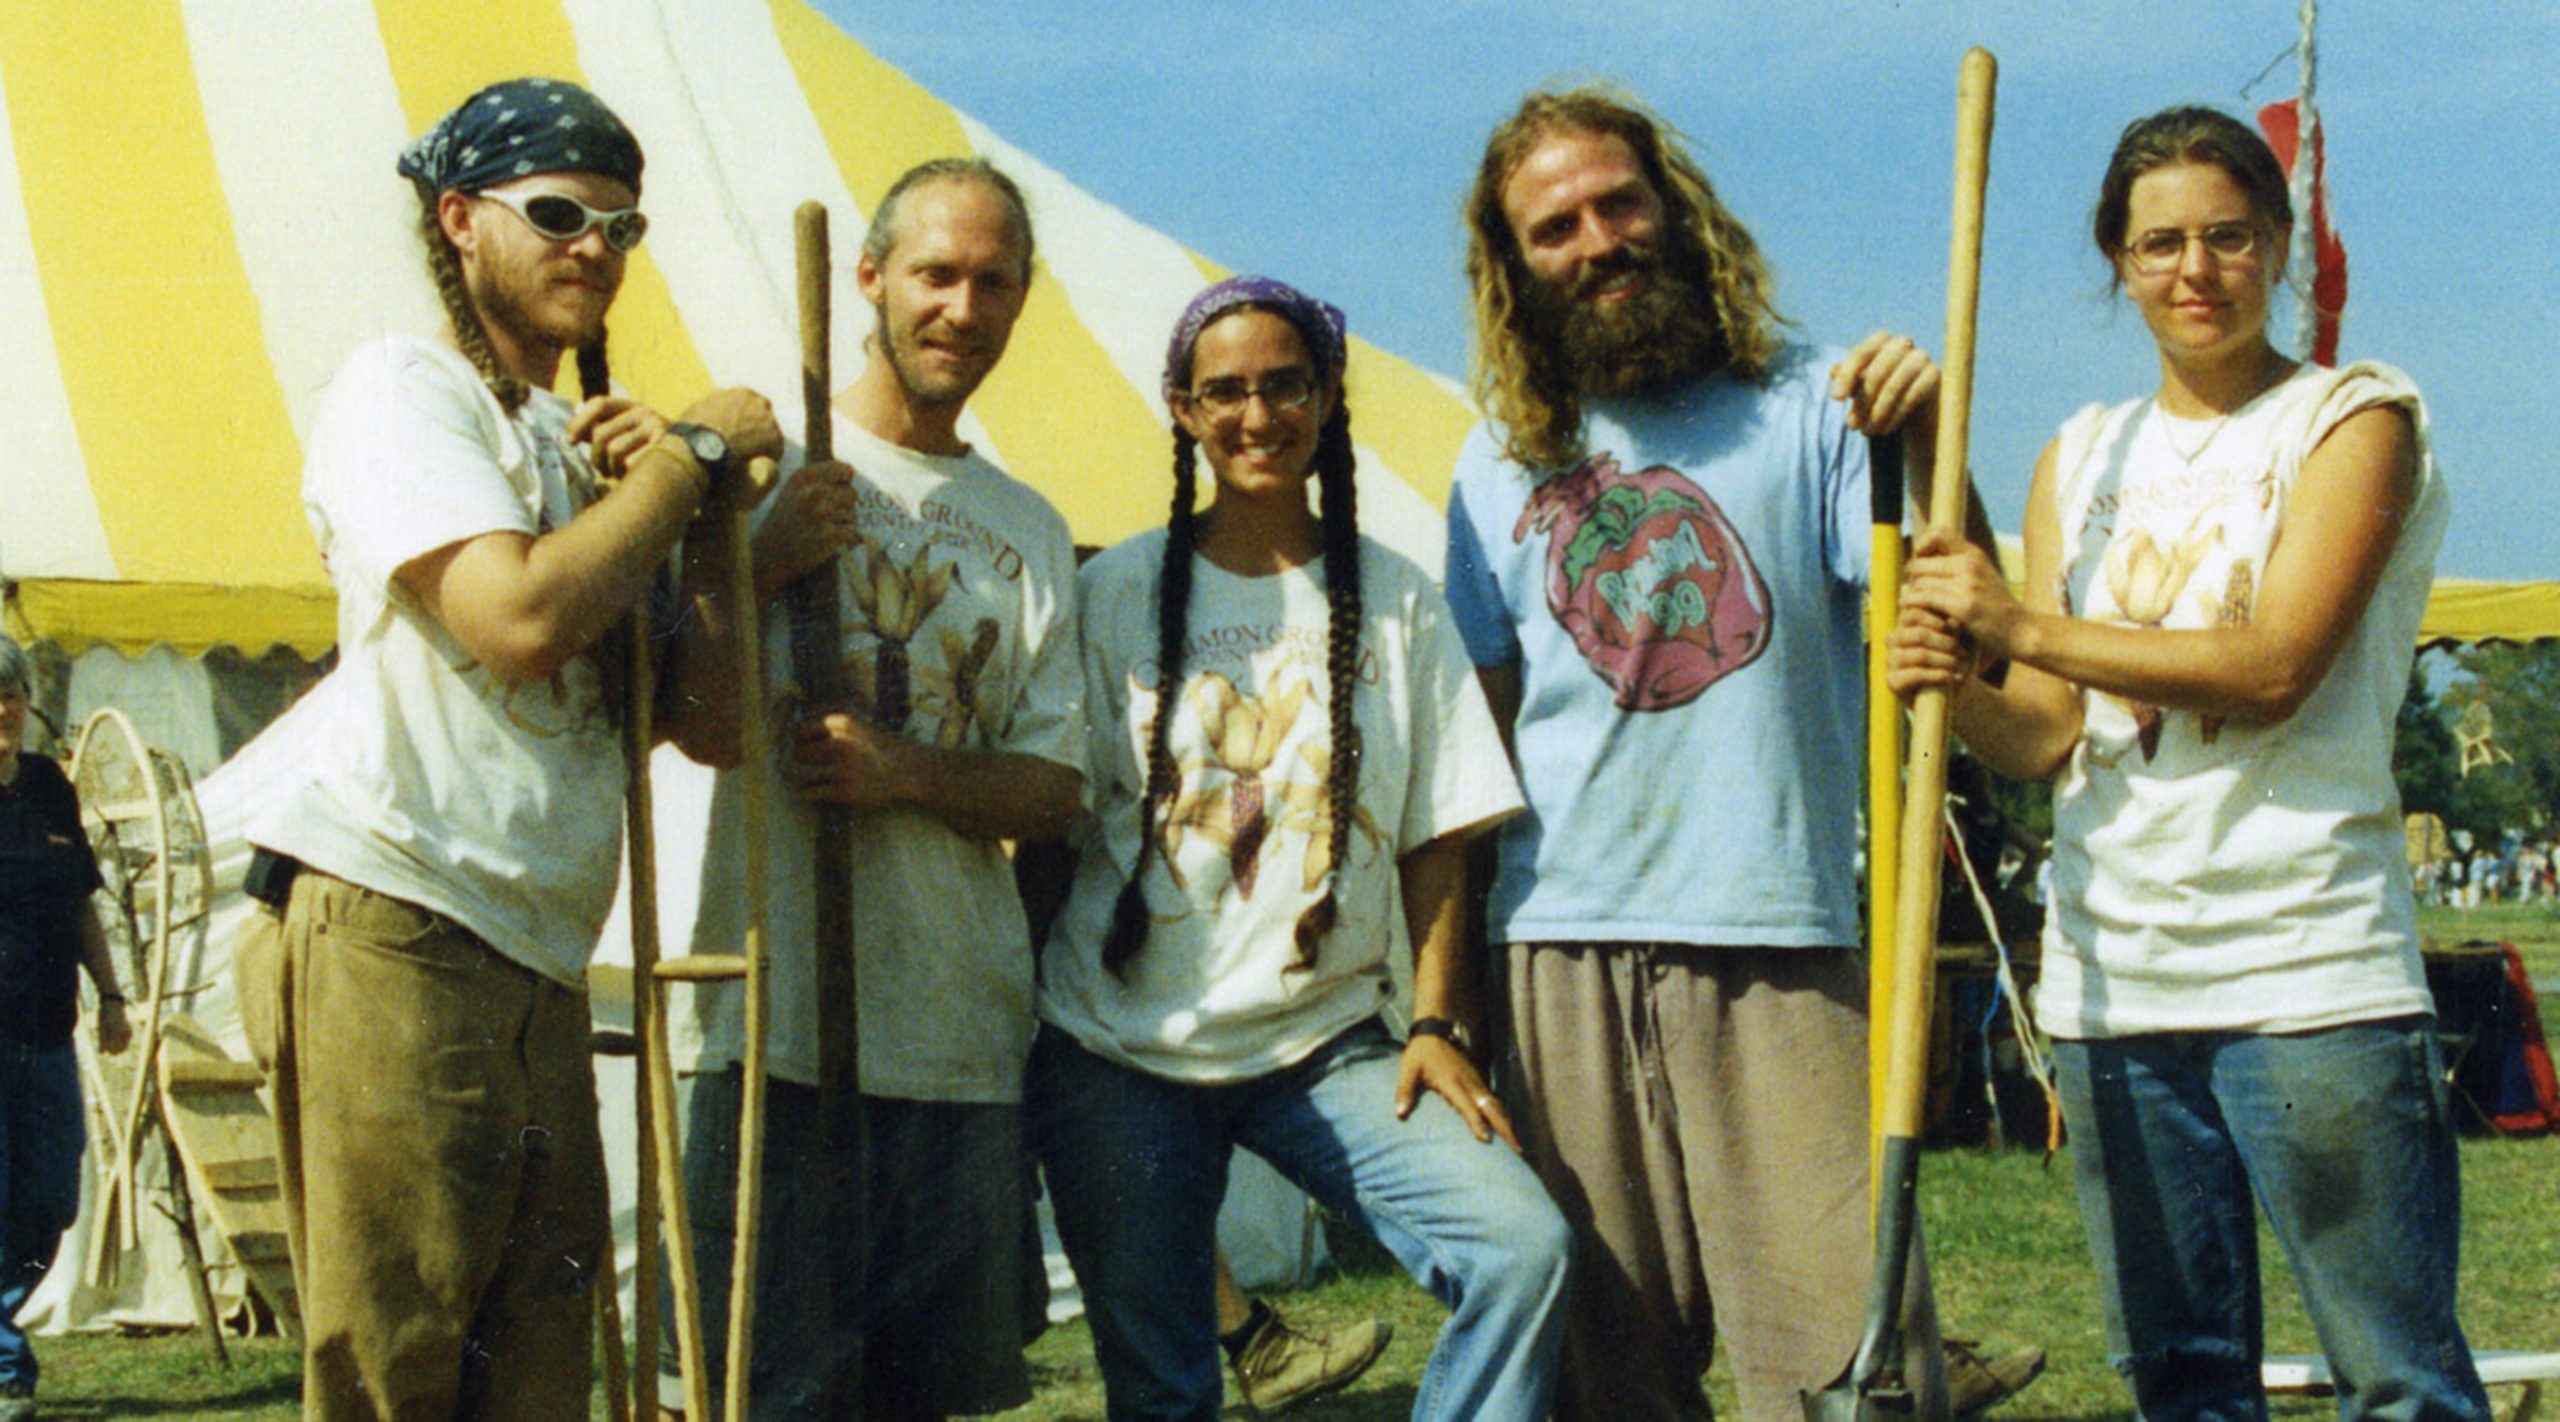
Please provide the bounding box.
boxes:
[2054,1020,2491,1422]
[2,1043,85,1392]
[1031,1019,1571,1422]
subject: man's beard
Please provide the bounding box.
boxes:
[1523,240,1727,399]
[472,253,610,367]
[876,298,993,412]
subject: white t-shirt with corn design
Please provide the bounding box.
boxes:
[1039,531,1524,1084]
[2040,360,2444,1038]
[676,417,1085,1104]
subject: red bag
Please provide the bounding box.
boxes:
[2489,944,2560,1135]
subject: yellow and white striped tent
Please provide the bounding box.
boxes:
[2,0,1479,663]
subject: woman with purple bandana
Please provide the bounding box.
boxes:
[1031,277,1570,1422]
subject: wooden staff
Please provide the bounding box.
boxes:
[720,455,777,1422]
[785,197,868,1420]
[642,456,780,1422]
[1885,46,1997,1152]
[1803,46,1996,1422]
[606,356,665,1422]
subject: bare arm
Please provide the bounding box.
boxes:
[1888,440,2084,780]
[1901,406,2417,727]
[1392,832,1519,1149]
[396,389,781,686]
[1832,330,1998,554]
[659,457,779,766]
[76,901,131,1054]
[664,458,864,764]
[784,713,1083,844]
[749,460,861,610]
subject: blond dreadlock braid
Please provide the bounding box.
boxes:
[416,188,529,413]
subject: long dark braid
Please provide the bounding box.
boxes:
[1291,401,1360,972]
[576,337,611,408]
[1101,428,1201,978]
[416,186,530,413]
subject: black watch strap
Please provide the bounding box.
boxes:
[664,422,731,492]
[1407,1016,1473,1055]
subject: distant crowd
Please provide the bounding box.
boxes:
[2420,837,2560,907]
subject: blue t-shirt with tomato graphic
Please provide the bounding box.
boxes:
[1445,344,1872,948]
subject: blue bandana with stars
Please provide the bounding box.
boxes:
[397,77,644,196]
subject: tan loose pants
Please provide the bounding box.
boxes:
[1503,942,1948,1422]
[238,872,608,1421]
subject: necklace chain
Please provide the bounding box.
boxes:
[2159,408,2236,466]
[2158,351,2288,466]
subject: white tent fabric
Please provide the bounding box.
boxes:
[17,0,1433,1337]
[0,0,1477,662]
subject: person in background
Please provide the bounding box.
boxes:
[0,637,132,1422]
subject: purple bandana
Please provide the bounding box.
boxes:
[398,78,644,196]
[1161,275,1348,404]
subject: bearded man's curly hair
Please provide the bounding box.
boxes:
[1464,86,1790,471]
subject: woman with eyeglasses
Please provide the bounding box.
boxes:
[1030,276,1569,1422]
[1888,107,2490,1421]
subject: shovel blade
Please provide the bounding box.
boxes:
[1799,1374,1916,1422]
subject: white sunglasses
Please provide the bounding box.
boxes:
[477,188,648,253]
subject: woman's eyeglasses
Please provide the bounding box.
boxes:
[2121,222,2261,276]
[478,189,649,253]
[1180,370,1317,419]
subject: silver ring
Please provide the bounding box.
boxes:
[1474,1094,1496,1110]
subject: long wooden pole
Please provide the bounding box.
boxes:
[622,575,685,1419]
[1882,48,1996,1148]
[787,200,866,1418]
[1804,49,1997,1422]
[722,456,777,1422]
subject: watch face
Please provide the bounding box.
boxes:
[687,427,728,465]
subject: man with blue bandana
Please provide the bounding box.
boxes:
[235,78,779,1420]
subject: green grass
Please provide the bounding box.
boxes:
[37,1125,2556,1420]
[33,918,2560,1421]
[2422,900,2560,986]
[19,1330,299,1419]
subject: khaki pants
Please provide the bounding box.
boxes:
[238,872,607,1421]
[1502,943,1947,1422]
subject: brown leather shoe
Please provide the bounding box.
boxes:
[1229,1306,1394,1415]
[1945,1337,2047,1417]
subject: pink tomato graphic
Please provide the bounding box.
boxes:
[1515,454,1770,710]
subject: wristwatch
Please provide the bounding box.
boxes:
[661,422,732,492]
[1407,1016,1473,1055]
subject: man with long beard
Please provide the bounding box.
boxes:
[661,158,1085,1422]
[1442,86,2032,1422]
[238,78,779,1419]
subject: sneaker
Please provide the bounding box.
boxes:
[1229,1306,1393,1415]
[1945,1338,2046,1417]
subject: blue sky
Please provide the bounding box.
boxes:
[817,2,2555,580]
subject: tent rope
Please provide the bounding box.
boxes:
[1941,797,2061,1153]
[2292,0,2321,355]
